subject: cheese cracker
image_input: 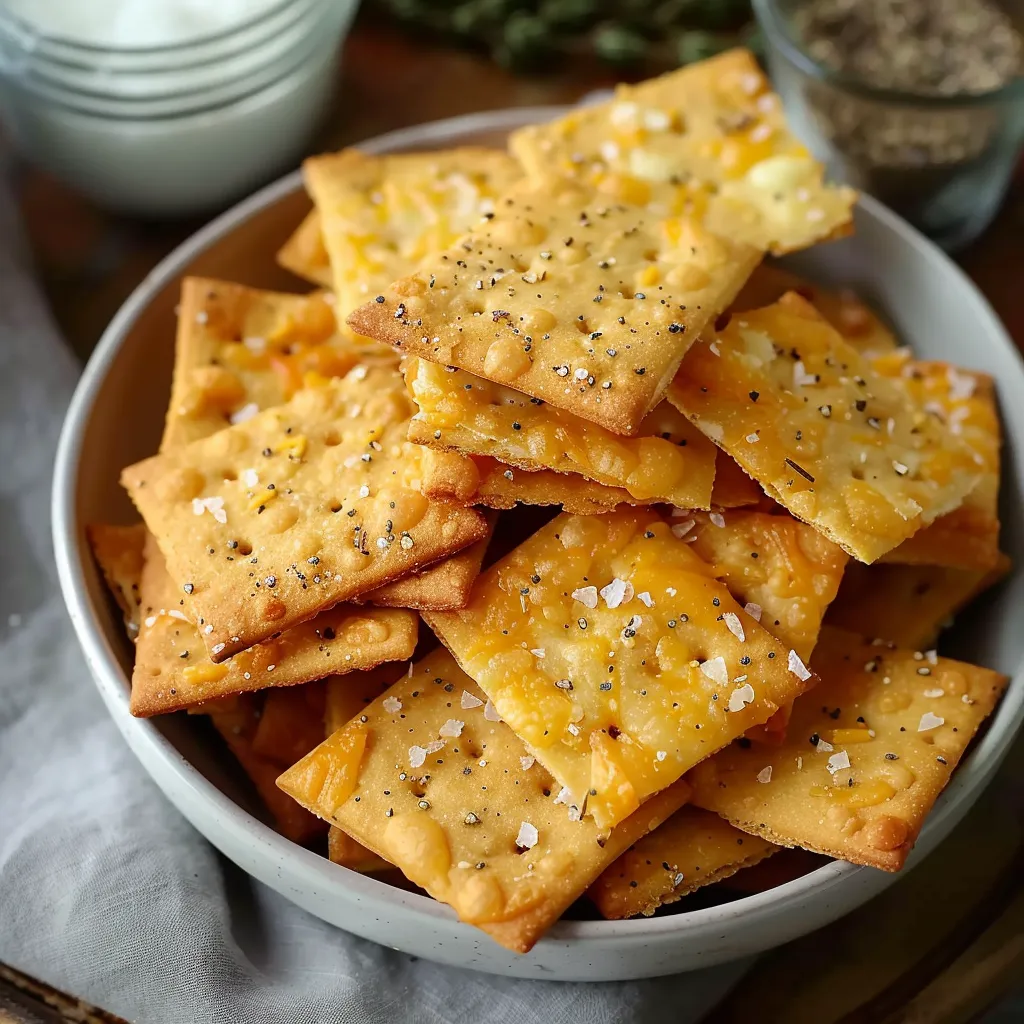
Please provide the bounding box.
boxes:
[276,210,333,288]
[423,508,817,830]
[123,368,489,660]
[689,627,1008,871]
[304,147,522,321]
[589,805,777,918]
[510,49,856,255]
[825,556,1011,650]
[406,357,717,507]
[732,263,898,354]
[87,522,146,636]
[131,533,418,716]
[710,453,764,508]
[347,177,762,436]
[669,294,982,563]
[276,646,691,952]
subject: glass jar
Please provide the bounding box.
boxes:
[752,0,1024,251]
[0,0,359,216]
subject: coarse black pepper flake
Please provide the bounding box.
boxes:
[749,390,760,402]
[784,458,816,483]
[885,752,898,760]
[375,295,385,303]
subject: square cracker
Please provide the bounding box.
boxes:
[423,508,817,830]
[406,357,717,507]
[123,366,488,661]
[872,355,1001,572]
[276,646,691,952]
[131,533,418,716]
[731,263,898,354]
[688,626,1008,871]
[589,805,777,918]
[669,293,982,563]
[304,147,522,321]
[824,556,1010,650]
[347,176,762,436]
[87,522,146,635]
[162,278,393,451]
[509,49,857,255]
[276,210,333,288]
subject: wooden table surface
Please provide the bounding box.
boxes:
[8,22,1024,1024]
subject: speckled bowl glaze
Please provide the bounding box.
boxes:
[53,108,1024,981]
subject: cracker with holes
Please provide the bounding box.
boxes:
[276,646,691,952]
[423,509,817,830]
[669,294,982,563]
[162,278,393,451]
[872,356,1001,572]
[406,357,718,507]
[123,367,488,660]
[589,805,777,918]
[825,557,1010,650]
[304,148,522,321]
[87,523,146,636]
[131,533,418,716]
[731,263,898,354]
[689,626,1008,871]
[509,49,856,255]
[277,210,333,288]
[347,177,762,436]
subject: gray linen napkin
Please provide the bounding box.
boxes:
[0,178,751,1022]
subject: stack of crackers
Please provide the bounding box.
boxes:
[91,50,1010,954]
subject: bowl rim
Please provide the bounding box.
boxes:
[52,105,1024,954]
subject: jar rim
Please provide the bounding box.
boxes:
[752,0,1024,107]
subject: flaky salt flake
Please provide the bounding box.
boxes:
[519,756,535,771]
[423,740,446,755]
[192,498,205,515]
[600,577,634,608]
[756,766,773,784]
[483,700,501,722]
[947,367,976,401]
[143,615,157,629]
[708,512,726,528]
[744,602,762,622]
[827,750,851,774]
[925,649,938,665]
[382,696,403,714]
[211,642,225,656]
[516,822,539,850]
[530,648,546,658]
[656,750,667,762]
[460,690,484,710]
[438,719,464,738]
[571,585,599,609]
[922,687,945,699]
[793,360,817,387]
[727,682,755,712]
[567,722,580,736]
[408,745,427,769]
[722,612,745,642]
[671,520,695,539]
[553,787,573,805]
[815,737,834,753]
[701,656,729,686]
[918,712,945,732]
[241,468,259,488]
[637,591,654,608]
[709,341,721,356]
[745,433,760,443]
[788,649,812,681]
[230,403,259,426]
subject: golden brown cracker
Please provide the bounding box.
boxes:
[277,646,691,952]
[347,176,762,436]
[123,367,489,660]
[130,533,418,716]
[589,805,777,918]
[276,210,333,288]
[423,508,817,830]
[689,626,1008,871]
[711,453,764,508]
[304,147,522,320]
[510,49,856,255]
[406,357,718,507]
[669,294,982,563]
[87,523,146,636]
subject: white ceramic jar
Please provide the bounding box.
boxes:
[0,0,359,216]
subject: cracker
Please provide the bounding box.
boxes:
[711,453,764,508]
[87,523,146,636]
[423,508,817,830]
[162,278,393,451]
[346,176,762,436]
[689,626,1008,871]
[304,147,522,321]
[509,49,856,255]
[130,533,418,716]
[122,367,489,660]
[251,682,327,766]
[669,293,982,563]
[824,556,1011,650]
[276,646,691,952]
[732,263,898,354]
[873,356,1001,571]
[356,513,496,611]
[406,357,717,507]
[276,210,333,288]
[589,805,777,918]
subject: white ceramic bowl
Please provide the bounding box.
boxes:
[53,108,1024,981]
